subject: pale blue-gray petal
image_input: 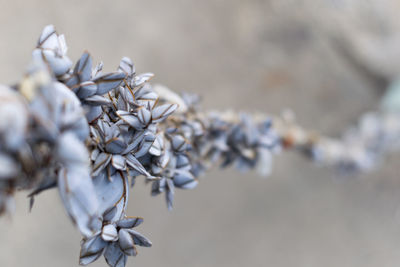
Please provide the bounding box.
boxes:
[92,61,104,78]
[116,111,143,130]
[134,133,155,158]
[85,95,112,106]
[80,252,103,266]
[122,131,145,154]
[111,154,126,170]
[137,107,152,126]
[118,229,137,256]
[118,87,136,107]
[104,242,127,267]
[117,94,128,111]
[92,152,112,177]
[148,134,163,156]
[151,104,178,123]
[37,25,58,49]
[79,234,107,265]
[105,138,127,154]
[126,229,152,247]
[173,170,198,189]
[135,87,158,100]
[80,252,104,266]
[116,217,143,229]
[125,154,151,177]
[75,52,92,83]
[65,74,79,89]
[118,57,135,77]
[151,164,163,175]
[86,106,103,123]
[91,149,100,162]
[133,73,154,87]
[103,206,118,222]
[93,72,126,95]
[176,154,190,170]
[76,81,97,99]
[171,135,187,152]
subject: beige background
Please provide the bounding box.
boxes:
[0,0,400,266]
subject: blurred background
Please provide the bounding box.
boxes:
[1,0,400,266]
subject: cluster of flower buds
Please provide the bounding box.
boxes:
[0,25,399,267]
